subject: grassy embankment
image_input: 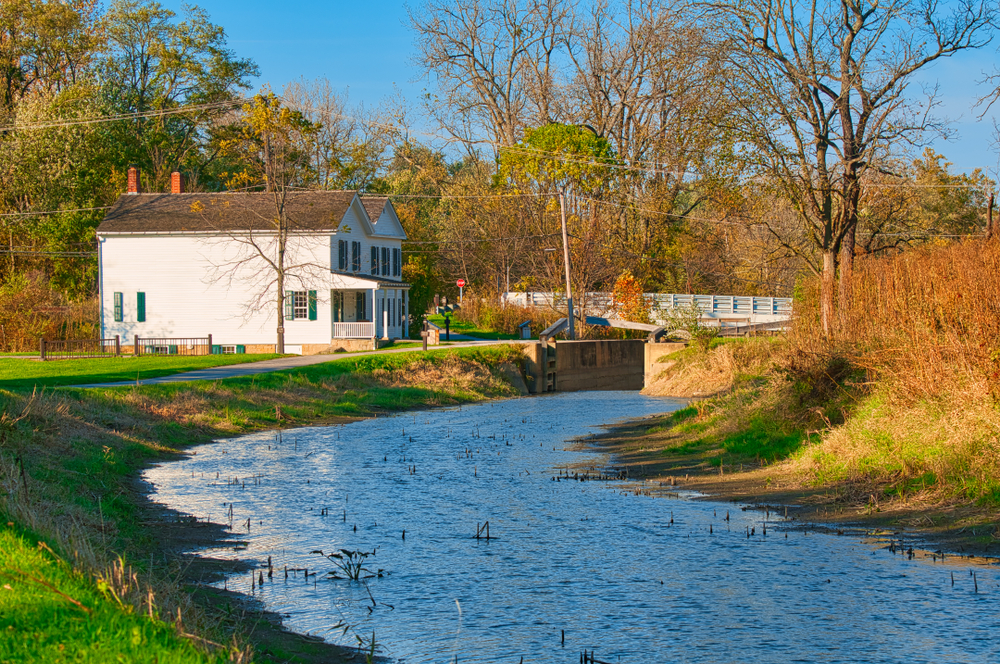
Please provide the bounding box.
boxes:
[0,344,526,662]
[635,240,1000,545]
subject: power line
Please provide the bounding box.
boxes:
[0,99,245,133]
[0,206,111,218]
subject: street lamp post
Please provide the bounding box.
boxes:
[558,189,575,340]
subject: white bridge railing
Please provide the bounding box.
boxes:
[332,321,375,338]
[502,292,793,325]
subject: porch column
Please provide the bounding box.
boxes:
[403,290,409,339]
[382,290,390,340]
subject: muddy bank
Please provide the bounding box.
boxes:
[578,412,1000,557]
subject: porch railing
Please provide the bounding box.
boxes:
[333,322,375,338]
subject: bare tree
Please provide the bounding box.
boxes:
[409,0,575,153]
[198,93,321,353]
[282,77,399,190]
[715,0,994,335]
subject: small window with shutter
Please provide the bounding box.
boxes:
[113,292,123,322]
[337,240,348,271]
[381,247,390,276]
[352,241,361,271]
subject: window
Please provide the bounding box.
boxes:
[113,292,123,322]
[371,246,378,275]
[351,241,361,272]
[381,247,390,276]
[136,292,146,322]
[337,240,348,271]
[392,248,401,277]
[284,290,318,320]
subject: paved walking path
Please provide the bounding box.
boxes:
[67,338,518,388]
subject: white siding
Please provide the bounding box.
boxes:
[100,233,333,346]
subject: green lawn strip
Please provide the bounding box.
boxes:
[0,354,282,390]
[426,314,519,340]
[0,522,227,663]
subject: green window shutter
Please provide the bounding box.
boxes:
[136,292,146,322]
[308,290,317,321]
[168,345,178,355]
[284,290,294,320]
[371,246,378,275]
[236,345,246,354]
[211,345,222,355]
[113,292,123,322]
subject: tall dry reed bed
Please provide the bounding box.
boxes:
[789,239,1000,503]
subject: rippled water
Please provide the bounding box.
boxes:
[145,392,1000,663]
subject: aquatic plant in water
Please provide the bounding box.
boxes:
[319,548,382,580]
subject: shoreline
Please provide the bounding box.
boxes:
[133,419,379,664]
[578,410,1000,558]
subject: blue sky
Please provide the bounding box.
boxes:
[160,1,999,178]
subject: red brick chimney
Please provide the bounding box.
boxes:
[127,166,140,194]
[171,171,183,194]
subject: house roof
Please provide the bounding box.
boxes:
[97,191,358,234]
[359,196,407,239]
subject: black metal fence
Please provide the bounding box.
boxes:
[132,335,213,357]
[40,335,214,360]
[40,337,121,360]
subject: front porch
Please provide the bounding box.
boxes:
[330,274,411,341]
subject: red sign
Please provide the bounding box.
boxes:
[457,279,466,288]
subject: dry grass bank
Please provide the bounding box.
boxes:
[636,240,1000,540]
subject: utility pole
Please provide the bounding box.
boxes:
[559,189,575,339]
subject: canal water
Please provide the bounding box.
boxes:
[145,392,999,663]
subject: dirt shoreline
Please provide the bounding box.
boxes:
[579,411,1000,559]
[135,416,388,664]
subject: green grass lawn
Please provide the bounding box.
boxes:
[426,314,519,340]
[0,354,282,390]
[0,523,227,663]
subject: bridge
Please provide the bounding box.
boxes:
[502,291,793,331]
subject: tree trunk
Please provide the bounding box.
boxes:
[821,250,837,338]
[837,223,856,335]
[276,267,285,355]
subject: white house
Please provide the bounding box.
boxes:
[97,169,410,354]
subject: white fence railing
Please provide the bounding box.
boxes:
[332,322,375,338]
[502,292,793,325]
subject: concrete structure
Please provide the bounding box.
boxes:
[96,168,410,355]
[645,342,687,384]
[522,339,686,393]
[555,339,646,391]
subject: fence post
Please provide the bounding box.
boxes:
[207,334,212,356]
[115,335,121,357]
[134,336,140,357]
[39,338,46,361]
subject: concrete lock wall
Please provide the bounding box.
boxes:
[554,339,646,392]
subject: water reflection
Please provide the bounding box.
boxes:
[145,392,999,663]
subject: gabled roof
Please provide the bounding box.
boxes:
[360,196,407,239]
[97,191,358,234]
